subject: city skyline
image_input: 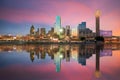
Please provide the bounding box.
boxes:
[0,0,120,36]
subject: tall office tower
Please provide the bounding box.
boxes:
[78,22,86,30]
[54,16,61,34]
[95,10,100,36]
[40,28,46,38]
[36,28,40,36]
[65,25,70,36]
[30,25,35,36]
[71,28,78,38]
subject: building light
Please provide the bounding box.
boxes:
[95,10,100,17]
[59,28,63,33]
[13,36,16,40]
[59,54,63,58]
[52,38,58,41]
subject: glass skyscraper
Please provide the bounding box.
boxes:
[78,22,86,30]
[54,16,61,34]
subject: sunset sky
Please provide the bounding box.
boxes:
[0,0,120,36]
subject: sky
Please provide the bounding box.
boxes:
[0,0,120,36]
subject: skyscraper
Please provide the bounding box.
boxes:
[78,22,86,30]
[56,16,61,28]
[54,16,61,35]
[40,28,46,38]
[95,10,100,36]
[36,28,40,36]
[65,25,70,36]
[30,25,35,36]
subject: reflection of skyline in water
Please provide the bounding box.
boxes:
[0,44,120,73]
[0,44,120,78]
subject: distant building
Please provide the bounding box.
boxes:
[36,28,40,37]
[78,22,86,30]
[100,30,112,37]
[47,27,54,38]
[65,25,71,37]
[95,10,100,36]
[30,25,35,36]
[54,51,62,72]
[78,57,86,65]
[71,28,78,38]
[78,22,94,38]
[40,28,46,38]
[100,49,112,57]
[78,28,93,37]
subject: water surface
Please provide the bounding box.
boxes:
[0,44,120,80]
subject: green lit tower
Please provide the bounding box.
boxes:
[54,16,61,35]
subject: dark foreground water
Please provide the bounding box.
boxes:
[0,44,120,80]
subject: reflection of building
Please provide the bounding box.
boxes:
[71,45,79,61]
[78,56,86,65]
[78,45,93,66]
[0,44,116,75]
[54,51,62,72]
[65,50,70,62]
[95,44,103,78]
[30,50,35,62]
[100,49,112,57]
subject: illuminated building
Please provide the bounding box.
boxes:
[40,28,46,38]
[54,51,62,72]
[100,30,112,37]
[30,25,35,36]
[41,51,46,59]
[36,28,40,37]
[95,44,102,78]
[78,56,86,65]
[100,49,112,57]
[47,27,54,38]
[30,50,35,62]
[59,27,65,39]
[54,16,61,35]
[78,22,94,38]
[71,28,78,38]
[71,45,79,61]
[78,28,93,37]
[95,10,100,36]
[65,25,71,37]
[65,50,70,62]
